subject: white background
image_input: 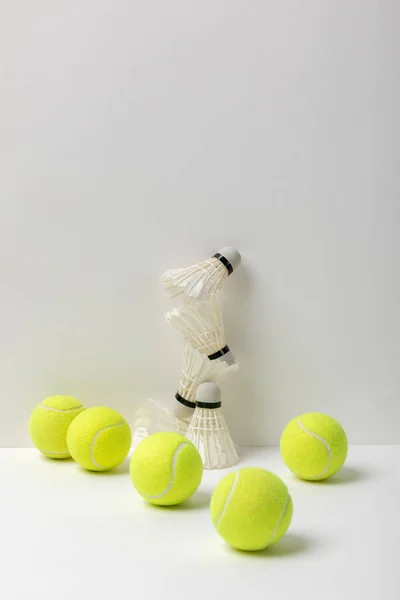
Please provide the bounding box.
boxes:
[1,1,399,447]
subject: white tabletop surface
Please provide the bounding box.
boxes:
[1,446,399,600]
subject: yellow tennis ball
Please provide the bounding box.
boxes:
[29,395,85,459]
[280,412,348,481]
[66,407,131,471]
[130,432,203,506]
[211,467,293,552]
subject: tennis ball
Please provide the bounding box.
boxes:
[29,395,85,459]
[211,467,293,552]
[130,432,203,506]
[66,407,131,471]
[280,412,348,481]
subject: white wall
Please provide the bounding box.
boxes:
[1,1,399,446]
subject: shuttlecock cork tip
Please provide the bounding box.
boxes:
[196,382,222,408]
[217,247,241,273]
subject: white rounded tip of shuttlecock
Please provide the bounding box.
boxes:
[196,382,221,405]
[218,247,241,272]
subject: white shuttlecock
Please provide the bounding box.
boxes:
[186,382,238,470]
[176,343,239,409]
[165,297,235,364]
[161,247,241,300]
[131,346,239,444]
[132,396,193,444]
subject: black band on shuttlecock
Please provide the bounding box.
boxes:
[208,345,230,361]
[213,253,233,276]
[196,401,222,409]
[175,392,196,409]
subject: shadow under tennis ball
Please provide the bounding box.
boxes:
[144,490,212,511]
[76,457,131,476]
[225,533,315,558]
[39,454,74,464]
[262,533,316,557]
[300,466,369,485]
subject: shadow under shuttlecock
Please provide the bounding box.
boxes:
[220,263,265,447]
[226,533,314,558]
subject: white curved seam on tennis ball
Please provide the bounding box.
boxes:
[142,442,191,499]
[39,404,83,413]
[89,421,126,469]
[215,470,240,529]
[297,418,332,478]
[266,493,290,546]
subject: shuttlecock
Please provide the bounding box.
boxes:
[187,382,238,469]
[165,297,235,364]
[132,396,193,445]
[133,344,239,443]
[161,247,241,301]
[176,343,239,408]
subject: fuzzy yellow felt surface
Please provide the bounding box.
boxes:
[29,396,85,458]
[66,407,131,471]
[210,467,293,552]
[280,412,348,480]
[130,432,203,506]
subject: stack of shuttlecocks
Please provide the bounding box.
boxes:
[161,247,241,469]
[133,248,241,469]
